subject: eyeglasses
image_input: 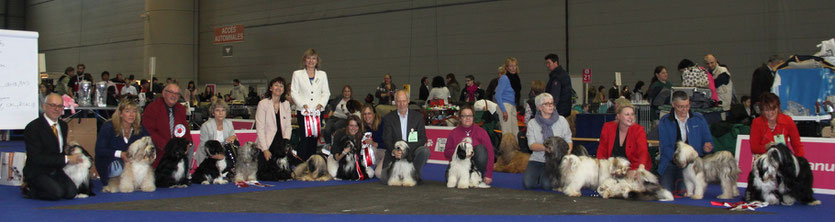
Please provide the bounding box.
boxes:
[459,115,474,118]
[164,89,181,95]
[541,102,555,107]
[46,103,63,109]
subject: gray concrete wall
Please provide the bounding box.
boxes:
[26,0,835,102]
[198,0,566,100]
[26,0,145,78]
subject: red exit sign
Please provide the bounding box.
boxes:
[213,25,244,44]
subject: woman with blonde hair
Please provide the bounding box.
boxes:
[95,99,150,185]
[360,104,386,178]
[504,57,522,105]
[290,48,330,163]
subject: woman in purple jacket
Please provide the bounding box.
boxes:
[444,106,495,184]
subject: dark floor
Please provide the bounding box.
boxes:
[51,181,761,215]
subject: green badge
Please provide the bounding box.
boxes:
[408,129,418,142]
[773,134,787,145]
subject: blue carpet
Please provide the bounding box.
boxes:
[1,160,832,221]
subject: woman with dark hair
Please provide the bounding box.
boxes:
[56,67,75,96]
[446,73,460,103]
[255,77,293,164]
[199,85,214,103]
[632,81,645,101]
[376,74,396,105]
[419,76,430,101]
[749,92,804,157]
[444,106,495,184]
[647,66,672,120]
[324,85,354,144]
[593,85,607,103]
[183,81,197,105]
[459,75,484,104]
[426,76,450,106]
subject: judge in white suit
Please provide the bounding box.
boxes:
[290,48,331,163]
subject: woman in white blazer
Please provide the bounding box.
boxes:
[194,100,237,174]
[256,77,293,162]
[290,48,330,162]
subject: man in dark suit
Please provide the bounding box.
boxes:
[142,83,192,167]
[380,89,430,183]
[750,55,783,114]
[22,93,84,200]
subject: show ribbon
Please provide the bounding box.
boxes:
[361,132,375,167]
[354,153,366,180]
[302,108,321,138]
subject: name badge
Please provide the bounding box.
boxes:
[408,129,418,143]
[773,134,787,145]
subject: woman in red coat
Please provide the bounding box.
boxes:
[749,92,804,156]
[597,103,651,176]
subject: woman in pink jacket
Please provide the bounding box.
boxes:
[256,77,293,163]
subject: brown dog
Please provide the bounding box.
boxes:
[493,133,530,173]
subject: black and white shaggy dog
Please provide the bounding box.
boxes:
[543,136,588,191]
[257,139,293,181]
[234,142,260,183]
[62,142,95,198]
[154,137,191,188]
[745,143,820,206]
[103,136,156,193]
[386,141,419,187]
[674,142,740,199]
[191,140,232,184]
[335,135,371,180]
[445,137,489,189]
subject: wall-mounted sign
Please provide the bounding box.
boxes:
[213,25,244,44]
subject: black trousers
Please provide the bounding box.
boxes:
[295,111,318,165]
[27,170,77,200]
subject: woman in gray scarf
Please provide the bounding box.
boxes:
[522,93,573,190]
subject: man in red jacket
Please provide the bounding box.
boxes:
[142,83,192,167]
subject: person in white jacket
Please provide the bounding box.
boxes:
[290,48,330,162]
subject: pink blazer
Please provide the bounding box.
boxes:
[255,98,292,151]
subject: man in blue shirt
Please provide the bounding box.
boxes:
[657,91,714,196]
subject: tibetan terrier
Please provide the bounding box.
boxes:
[62,142,95,198]
[102,136,156,193]
[674,141,740,199]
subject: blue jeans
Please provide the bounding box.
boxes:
[522,161,551,190]
[660,165,685,195]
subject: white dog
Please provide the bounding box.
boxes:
[102,136,157,193]
[446,137,490,189]
[674,142,740,199]
[386,141,418,187]
[560,155,630,196]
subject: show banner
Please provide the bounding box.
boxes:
[735,135,835,194]
[425,126,455,164]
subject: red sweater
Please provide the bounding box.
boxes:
[443,125,495,178]
[750,114,804,157]
[141,98,192,167]
[597,121,651,170]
